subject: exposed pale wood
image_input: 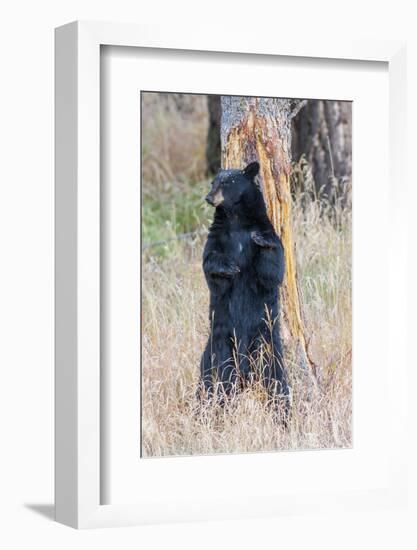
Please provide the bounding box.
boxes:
[221,96,316,376]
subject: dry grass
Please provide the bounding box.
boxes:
[141,191,352,458]
[141,92,351,458]
[141,92,208,194]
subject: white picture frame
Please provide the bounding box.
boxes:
[55,21,407,529]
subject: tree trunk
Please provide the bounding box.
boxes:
[221,96,316,376]
[291,100,352,200]
[206,95,221,175]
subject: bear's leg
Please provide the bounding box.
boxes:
[198,341,214,400]
[251,332,290,421]
[266,331,288,394]
[236,338,252,384]
[270,353,290,398]
[269,339,291,422]
[250,338,277,392]
[238,354,251,384]
[215,340,238,402]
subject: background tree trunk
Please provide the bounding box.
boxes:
[206,95,222,175]
[221,96,316,375]
[291,100,352,199]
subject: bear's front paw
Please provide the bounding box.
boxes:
[251,231,277,249]
[210,260,240,278]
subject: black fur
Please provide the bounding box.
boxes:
[199,161,290,413]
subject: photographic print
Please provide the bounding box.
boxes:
[141,92,352,458]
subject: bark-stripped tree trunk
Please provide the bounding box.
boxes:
[291,100,352,200]
[221,96,316,376]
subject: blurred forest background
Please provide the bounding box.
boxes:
[142,93,351,252]
[141,92,352,458]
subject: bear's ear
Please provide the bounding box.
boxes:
[243,161,260,180]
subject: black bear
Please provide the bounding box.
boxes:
[199,161,290,413]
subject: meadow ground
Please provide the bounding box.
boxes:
[141,92,352,457]
[141,188,352,457]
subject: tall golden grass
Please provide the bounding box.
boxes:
[141,92,352,458]
[142,192,351,457]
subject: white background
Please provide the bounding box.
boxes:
[103,47,392,506]
[0,1,416,549]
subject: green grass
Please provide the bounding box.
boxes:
[142,180,212,257]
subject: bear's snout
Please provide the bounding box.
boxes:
[205,193,215,206]
[205,189,224,207]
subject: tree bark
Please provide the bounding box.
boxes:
[221,96,316,375]
[291,100,352,199]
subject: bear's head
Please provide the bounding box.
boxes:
[205,161,260,210]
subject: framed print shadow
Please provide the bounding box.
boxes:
[55,21,407,528]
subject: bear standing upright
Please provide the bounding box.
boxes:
[199,161,290,412]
